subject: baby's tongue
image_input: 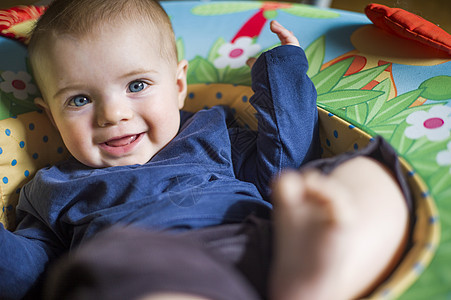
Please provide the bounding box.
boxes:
[106,135,136,147]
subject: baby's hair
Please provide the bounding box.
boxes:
[28,0,177,87]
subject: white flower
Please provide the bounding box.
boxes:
[214,37,261,69]
[405,105,451,141]
[437,141,451,173]
[0,71,37,100]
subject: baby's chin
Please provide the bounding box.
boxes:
[76,154,153,168]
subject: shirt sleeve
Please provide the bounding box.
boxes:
[0,199,64,299]
[231,45,320,200]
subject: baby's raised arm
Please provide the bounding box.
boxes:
[233,21,320,200]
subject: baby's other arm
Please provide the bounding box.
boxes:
[234,21,320,199]
[0,214,62,298]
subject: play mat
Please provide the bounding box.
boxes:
[0,1,450,299]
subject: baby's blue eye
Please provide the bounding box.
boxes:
[129,81,147,93]
[69,96,90,107]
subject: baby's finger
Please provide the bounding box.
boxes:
[246,57,257,68]
[270,20,300,47]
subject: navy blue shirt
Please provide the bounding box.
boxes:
[0,45,319,299]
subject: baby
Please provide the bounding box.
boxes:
[0,0,410,299]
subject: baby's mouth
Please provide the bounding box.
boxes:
[99,133,145,156]
[104,134,139,147]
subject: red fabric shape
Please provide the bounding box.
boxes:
[231,9,267,43]
[365,3,451,56]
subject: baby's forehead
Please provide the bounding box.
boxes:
[34,25,175,81]
[56,20,156,42]
[38,22,156,59]
[60,23,170,57]
[31,20,177,85]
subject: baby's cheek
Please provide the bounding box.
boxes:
[61,131,92,160]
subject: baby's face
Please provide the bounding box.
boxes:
[35,23,187,168]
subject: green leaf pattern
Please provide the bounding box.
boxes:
[333,64,389,90]
[366,79,390,123]
[207,37,226,63]
[318,90,383,109]
[280,6,340,19]
[311,57,353,94]
[305,36,325,78]
[176,38,185,61]
[368,89,424,126]
[186,56,219,84]
[191,2,261,16]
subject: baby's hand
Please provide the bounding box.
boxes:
[246,21,300,68]
[270,20,300,47]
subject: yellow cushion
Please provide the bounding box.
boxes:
[0,111,68,228]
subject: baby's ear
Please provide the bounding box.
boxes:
[176,59,188,109]
[34,97,57,128]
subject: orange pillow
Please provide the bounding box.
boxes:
[365,3,451,56]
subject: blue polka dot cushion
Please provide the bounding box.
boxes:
[0,110,69,228]
[1,1,451,299]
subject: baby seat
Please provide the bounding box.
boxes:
[0,1,449,298]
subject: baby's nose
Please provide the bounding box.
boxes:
[96,101,133,127]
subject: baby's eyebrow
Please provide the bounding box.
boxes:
[53,84,86,100]
[119,68,157,79]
